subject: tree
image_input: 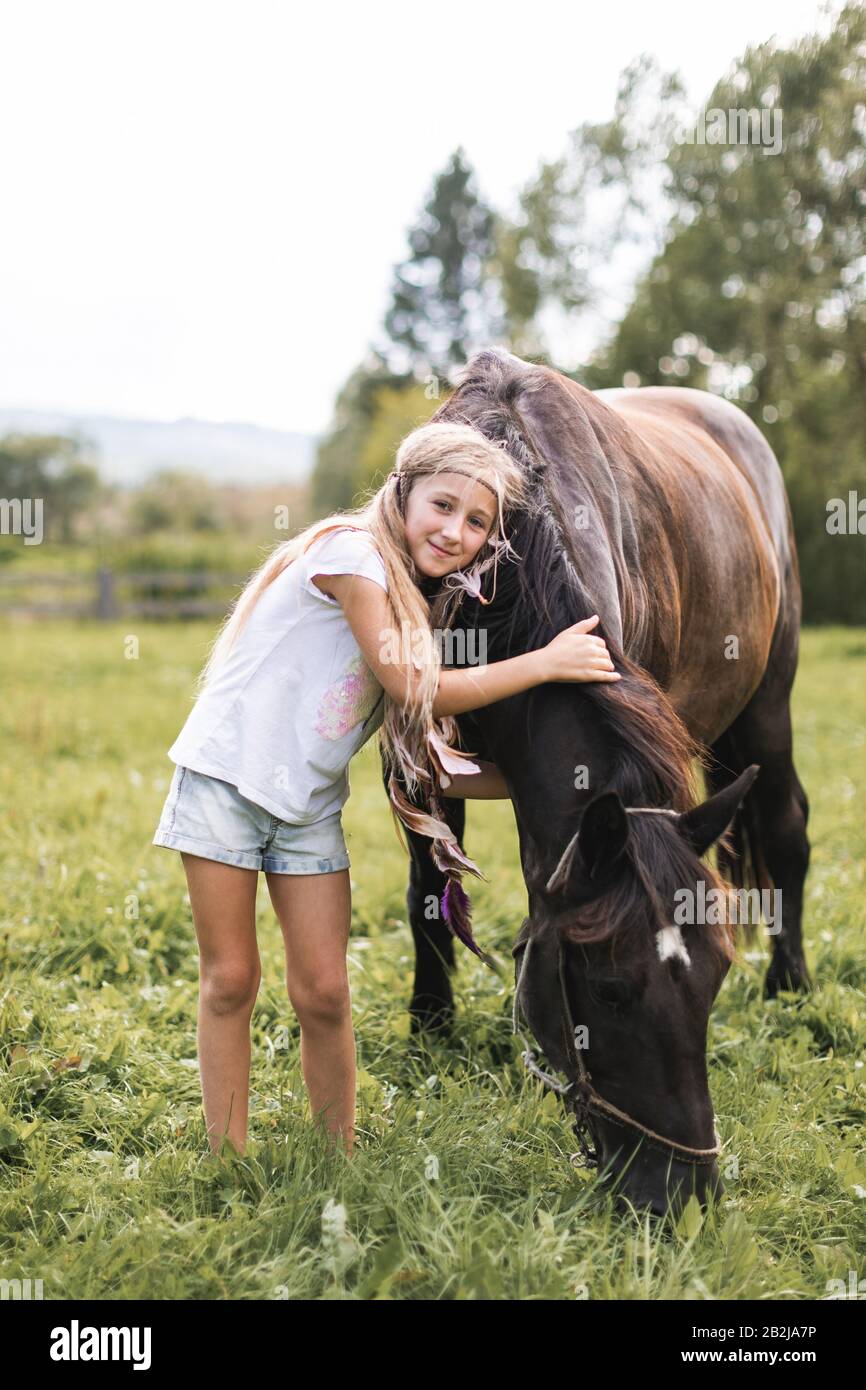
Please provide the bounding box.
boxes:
[310,351,410,516]
[353,382,439,498]
[582,3,866,621]
[496,55,686,367]
[128,470,221,534]
[382,147,505,381]
[0,432,102,543]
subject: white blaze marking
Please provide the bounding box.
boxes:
[656,925,691,967]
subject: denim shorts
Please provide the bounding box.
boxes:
[152,765,351,874]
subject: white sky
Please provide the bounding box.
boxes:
[0,0,838,434]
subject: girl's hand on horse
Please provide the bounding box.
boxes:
[541,615,622,684]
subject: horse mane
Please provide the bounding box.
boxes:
[431,347,706,815]
[566,813,737,963]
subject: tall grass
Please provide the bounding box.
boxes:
[0,623,863,1299]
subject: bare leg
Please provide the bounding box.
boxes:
[180,853,261,1156]
[265,869,355,1156]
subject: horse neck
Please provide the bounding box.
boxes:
[476,685,617,838]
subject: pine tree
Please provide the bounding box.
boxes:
[382,147,503,382]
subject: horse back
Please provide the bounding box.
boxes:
[518,372,797,742]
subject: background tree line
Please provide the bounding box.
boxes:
[2,5,863,620]
[312,3,866,623]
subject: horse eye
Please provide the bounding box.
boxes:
[591,979,634,1008]
[667,953,687,983]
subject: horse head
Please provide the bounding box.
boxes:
[513,764,759,1219]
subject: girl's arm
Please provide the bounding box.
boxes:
[434,615,621,715]
[441,760,511,799]
[321,574,620,718]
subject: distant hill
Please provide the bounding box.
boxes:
[0,410,319,487]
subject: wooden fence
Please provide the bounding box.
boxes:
[0,568,244,619]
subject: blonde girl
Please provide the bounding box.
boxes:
[152,420,620,1159]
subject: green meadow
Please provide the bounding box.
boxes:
[1,622,864,1300]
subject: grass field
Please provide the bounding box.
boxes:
[1,622,864,1300]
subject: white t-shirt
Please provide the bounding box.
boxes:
[167,526,389,823]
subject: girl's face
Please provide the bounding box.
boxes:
[403,471,498,578]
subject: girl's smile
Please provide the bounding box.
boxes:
[404,471,497,578]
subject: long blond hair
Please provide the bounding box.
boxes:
[196,420,529,964]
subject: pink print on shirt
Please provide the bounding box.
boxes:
[313,652,380,741]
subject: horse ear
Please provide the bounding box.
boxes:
[546,792,629,893]
[675,764,761,857]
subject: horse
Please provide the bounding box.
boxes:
[383,346,811,1218]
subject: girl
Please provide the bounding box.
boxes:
[152,421,620,1159]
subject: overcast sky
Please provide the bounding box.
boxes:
[0,0,838,435]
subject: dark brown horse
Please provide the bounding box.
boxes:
[387,347,810,1218]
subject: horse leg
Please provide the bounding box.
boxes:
[381,759,467,1035]
[710,699,811,997]
[704,731,751,888]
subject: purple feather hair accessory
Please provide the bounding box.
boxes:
[441,877,497,969]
